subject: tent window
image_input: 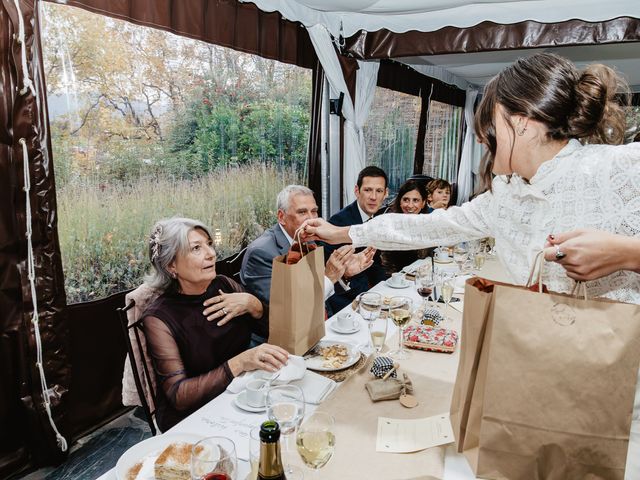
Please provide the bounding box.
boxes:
[41,3,311,304]
[363,87,421,196]
[423,101,464,183]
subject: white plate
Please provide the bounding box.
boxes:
[234,390,266,413]
[115,432,204,480]
[304,340,360,372]
[328,318,361,334]
[385,278,411,289]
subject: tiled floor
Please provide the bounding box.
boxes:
[18,409,151,480]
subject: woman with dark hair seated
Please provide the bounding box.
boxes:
[380,179,431,274]
[143,217,288,431]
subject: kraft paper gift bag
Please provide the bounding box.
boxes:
[268,242,325,355]
[451,263,640,480]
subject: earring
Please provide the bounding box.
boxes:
[517,126,527,136]
[171,271,177,279]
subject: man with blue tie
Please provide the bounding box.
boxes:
[325,166,390,313]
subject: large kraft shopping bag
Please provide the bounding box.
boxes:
[451,273,640,480]
[268,242,325,355]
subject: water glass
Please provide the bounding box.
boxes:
[453,242,469,273]
[358,292,382,354]
[191,436,237,480]
[266,385,305,473]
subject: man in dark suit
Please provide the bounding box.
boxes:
[325,166,390,313]
[240,185,374,305]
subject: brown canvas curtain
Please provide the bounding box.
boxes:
[343,17,640,59]
[50,0,317,69]
[1,0,71,475]
[0,0,321,476]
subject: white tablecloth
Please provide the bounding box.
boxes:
[96,258,509,480]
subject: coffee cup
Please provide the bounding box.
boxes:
[245,379,268,407]
[336,311,355,330]
[434,248,449,262]
[390,272,404,286]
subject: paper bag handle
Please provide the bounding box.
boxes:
[525,250,545,292]
[526,250,588,300]
[294,227,310,255]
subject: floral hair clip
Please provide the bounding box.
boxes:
[150,225,162,262]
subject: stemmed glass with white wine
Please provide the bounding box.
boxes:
[441,274,456,324]
[296,412,335,479]
[266,385,305,475]
[358,292,382,355]
[388,296,413,359]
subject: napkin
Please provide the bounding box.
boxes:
[291,371,337,405]
[226,355,307,393]
[454,274,471,294]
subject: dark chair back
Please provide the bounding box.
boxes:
[117,299,157,435]
[216,247,247,281]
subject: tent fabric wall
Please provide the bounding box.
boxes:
[343,17,640,59]
[239,0,640,38]
[0,0,71,476]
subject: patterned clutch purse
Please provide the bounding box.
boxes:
[402,324,459,353]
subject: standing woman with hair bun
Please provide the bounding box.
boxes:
[301,53,640,476]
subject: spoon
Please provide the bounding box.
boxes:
[382,362,400,381]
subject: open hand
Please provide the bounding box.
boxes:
[325,245,355,283]
[345,246,375,277]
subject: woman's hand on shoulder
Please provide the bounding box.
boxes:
[203,289,263,325]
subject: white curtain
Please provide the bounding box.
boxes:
[456,87,478,205]
[307,24,380,205]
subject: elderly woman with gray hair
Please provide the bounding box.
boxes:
[143,217,288,431]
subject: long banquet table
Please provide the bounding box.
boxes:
[97,257,509,480]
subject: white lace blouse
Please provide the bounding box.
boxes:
[350,139,640,304]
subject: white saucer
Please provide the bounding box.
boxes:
[328,318,361,334]
[233,391,266,413]
[434,257,453,264]
[385,278,411,289]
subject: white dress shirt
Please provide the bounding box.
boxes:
[279,224,334,300]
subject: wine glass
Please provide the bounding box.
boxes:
[388,296,413,359]
[369,316,388,355]
[453,242,469,273]
[415,267,435,308]
[266,385,305,474]
[191,436,237,480]
[441,275,456,323]
[358,292,382,355]
[473,250,486,271]
[296,412,335,479]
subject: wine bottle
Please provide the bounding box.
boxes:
[258,420,286,480]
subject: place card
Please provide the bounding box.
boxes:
[376,413,454,453]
